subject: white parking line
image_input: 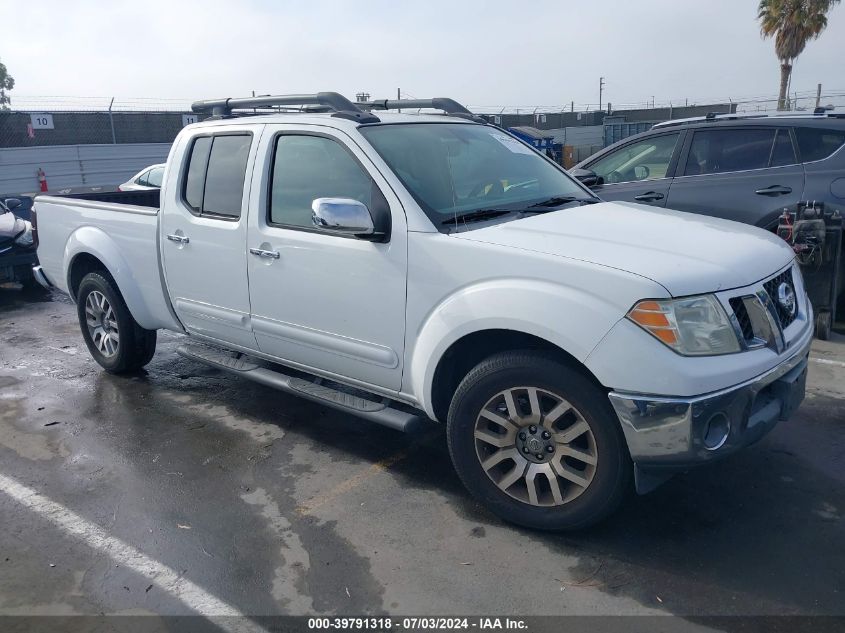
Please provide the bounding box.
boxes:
[810,357,845,368]
[0,472,268,632]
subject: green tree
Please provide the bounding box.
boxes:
[758,0,840,110]
[0,58,13,109]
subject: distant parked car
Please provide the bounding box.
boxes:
[570,111,845,231]
[119,164,165,191]
[571,111,845,336]
[0,197,38,288]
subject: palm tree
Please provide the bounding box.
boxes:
[758,0,840,110]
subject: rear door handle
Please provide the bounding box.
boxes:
[633,191,665,202]
[166,234,189,244]
[249,247,280,259]
[755,185,792,196]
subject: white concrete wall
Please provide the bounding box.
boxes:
[0,143,171,194]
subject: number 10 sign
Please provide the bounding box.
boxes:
[30,114,55,130]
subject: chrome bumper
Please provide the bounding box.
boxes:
[608,328,812,491]
[32,265,53,289]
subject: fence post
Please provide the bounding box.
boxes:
[108,97,116,144]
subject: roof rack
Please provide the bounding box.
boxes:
[361,98,486,122]
[190,92,381,123]
[654,109,845,128]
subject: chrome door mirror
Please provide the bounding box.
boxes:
[311,198,374,236]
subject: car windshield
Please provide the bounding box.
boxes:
[359,123,592,228]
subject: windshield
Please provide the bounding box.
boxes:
[359,123,592,229]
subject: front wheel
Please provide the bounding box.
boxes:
[76,272,157,374]
[447,351,631,531]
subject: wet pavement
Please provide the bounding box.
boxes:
[0,287,843,624]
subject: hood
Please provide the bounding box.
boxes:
[453,201,794,297]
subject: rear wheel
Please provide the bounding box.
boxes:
[447,351,631,531]
[76,272,157,374]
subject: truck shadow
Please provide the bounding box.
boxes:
[98,351,845,619]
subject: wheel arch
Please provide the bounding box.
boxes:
[427,328,607,423]
[406,279,626,421]
[64,227,159,329]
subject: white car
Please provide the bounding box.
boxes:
[118,163,165,191]
[31,93,812,530]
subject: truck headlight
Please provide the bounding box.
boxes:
[627,295,741,356]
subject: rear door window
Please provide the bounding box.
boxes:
[795,127,845,162]
[684,128,779,175]
[768,128,798,167]
[182,134,252,219]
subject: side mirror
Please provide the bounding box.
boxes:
[569,168,602,188]
[311,198,374,237]
[4,198,22,212]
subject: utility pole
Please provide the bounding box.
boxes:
[816,83,822,109]
[598,77,605,113]
[397,88,401,113]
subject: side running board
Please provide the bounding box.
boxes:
[177,344,426,433]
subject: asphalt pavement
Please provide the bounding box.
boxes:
[0,287,843,628]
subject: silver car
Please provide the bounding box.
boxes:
[119,164,165,191]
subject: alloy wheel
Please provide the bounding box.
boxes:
[474,386,598,507]
[84,290,120,358]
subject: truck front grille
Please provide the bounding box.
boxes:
[762,268,797,329]
[729,297,755,343]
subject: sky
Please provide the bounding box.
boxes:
[0,0,843,110]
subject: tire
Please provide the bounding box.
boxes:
[816,311,832,341]
[447,351,631,531]
[76,272,157,374]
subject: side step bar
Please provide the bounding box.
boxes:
[177,344,427,433]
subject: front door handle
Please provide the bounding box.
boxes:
[633,191,665,202]
[166,234,190,244]
[755,185,793,196]
[249,247,280,259]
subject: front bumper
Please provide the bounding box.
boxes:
[608,325,812,492]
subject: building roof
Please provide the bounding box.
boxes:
[507,126,555,140]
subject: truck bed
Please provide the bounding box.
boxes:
[34,191,180,332]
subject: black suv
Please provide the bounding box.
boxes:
[572,112,845,231]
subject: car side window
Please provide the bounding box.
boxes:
[589,133,680,185]
[769,129,797,167]
[795,127,845,162]
[182,134,252,219]
[147,166,164,188]
[136,170,151,187]
[684,128,778,176]
[269,135,374,228]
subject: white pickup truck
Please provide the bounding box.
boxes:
[33,93,813,530]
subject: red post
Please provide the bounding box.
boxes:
[37,168,48,192]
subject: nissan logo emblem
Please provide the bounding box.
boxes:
[777,282,796,316]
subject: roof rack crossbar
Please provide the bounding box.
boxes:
[364,98,471,114]
[191,92,380,122]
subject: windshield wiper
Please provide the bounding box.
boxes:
[524,196,601,211]
[441,209,514,226]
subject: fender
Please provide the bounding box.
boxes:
[63,226,164,330]
[406,278,653,420]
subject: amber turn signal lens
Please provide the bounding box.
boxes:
[627,300,679,345]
